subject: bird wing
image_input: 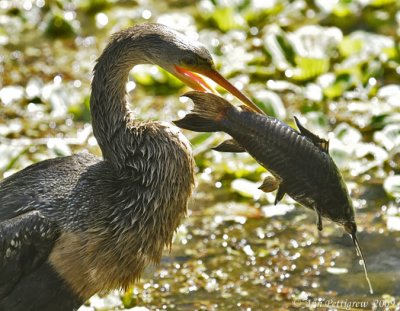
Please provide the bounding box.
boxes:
[0,210,60,299]
[0,156,71,221]
[0,153,99,222]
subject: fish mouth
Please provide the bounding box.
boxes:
[173,65,264,115]
[344,221,357,236]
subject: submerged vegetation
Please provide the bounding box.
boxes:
[1,0,399,309]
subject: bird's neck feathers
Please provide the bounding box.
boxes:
[90,33,152,168]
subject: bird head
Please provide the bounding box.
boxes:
[141,24,264,114]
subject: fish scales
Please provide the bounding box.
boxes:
[174,91,373,294]
[175,92,356,224]
[220,109,329,208]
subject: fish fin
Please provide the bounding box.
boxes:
[173,114,220,132]
[314,208,323,231]
[294,116,329,153]
[258,176,279,193]
[174,91,234,132]
[274,184,286,205]
[213,139,246,153]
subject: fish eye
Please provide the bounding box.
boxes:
[181,55,198,67]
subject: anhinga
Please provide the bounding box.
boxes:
[0,23,261,311]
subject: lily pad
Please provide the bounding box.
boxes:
[383,175,400,199]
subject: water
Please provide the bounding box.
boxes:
[116,182,399,310]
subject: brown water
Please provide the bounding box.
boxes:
[124,183,399,310]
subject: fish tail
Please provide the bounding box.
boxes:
[173,91,233,132]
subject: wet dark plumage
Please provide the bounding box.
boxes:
[0,23,210,310]
[1,21,260,309]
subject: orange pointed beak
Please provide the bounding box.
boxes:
[174,65,218,94]
[174,65,264,115]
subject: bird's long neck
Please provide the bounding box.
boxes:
[90,35,148,166]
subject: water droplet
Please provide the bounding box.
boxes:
[0,85,24,105]
[73,80,81,88]
[36,0,45,8]
[23,1,32,10]
[26,77,43,98]
[88,136,97,146]
[142,9,152,20]
[96,13,108,28]
[53,75,62,84]
[64,11,75,21]
[250,27,258,35]
[211,38,219,47]
[285,69,293,78]
[126,81,136,92]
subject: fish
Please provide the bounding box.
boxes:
[174,91,373,294]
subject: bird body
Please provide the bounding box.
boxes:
[1,23,259,310]
[1,124,194,310]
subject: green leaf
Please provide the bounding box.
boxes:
[333,3,352,17]
[44,12,75,38]
[323,78,350,99]
[292,56,329,81]
[190,133,212,146]
[68,96,91,122]
[211,7,245,32]
[253,90,286,119]
[370,0,396,7]
[339,37,364,57]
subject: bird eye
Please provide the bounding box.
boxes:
[181,55,198,67]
